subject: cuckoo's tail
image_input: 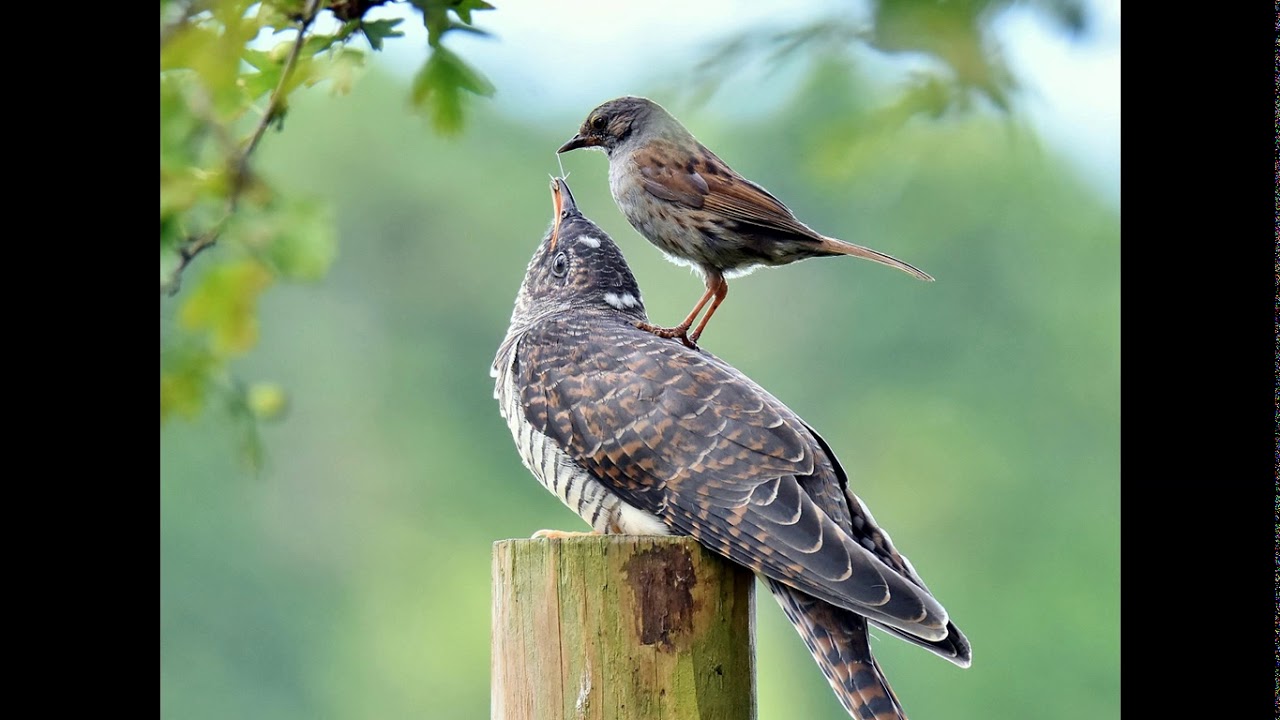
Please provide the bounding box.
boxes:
[766,578,910,720]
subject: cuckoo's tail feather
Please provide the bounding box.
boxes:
[767,578,910,720]
[871,618,972,668]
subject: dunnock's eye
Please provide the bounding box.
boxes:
[591,115,607,131]
[551,252,568,278]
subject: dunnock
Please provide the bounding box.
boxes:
[558,96,932,347]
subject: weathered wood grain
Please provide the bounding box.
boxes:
[492,536,756,720]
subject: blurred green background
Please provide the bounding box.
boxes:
[160,4,1119,719]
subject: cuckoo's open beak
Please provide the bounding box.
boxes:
[548,177,580,249]
[557,134,597,153]
[551,177,578,216]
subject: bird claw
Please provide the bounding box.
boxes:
[636,321,699,350]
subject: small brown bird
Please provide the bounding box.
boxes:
[558,95,933,347]
[493,178,970,720]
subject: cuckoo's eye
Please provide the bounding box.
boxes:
[590,115,607,131]
[551,252,568,278]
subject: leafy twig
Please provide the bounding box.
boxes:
[160,0,212,49]
[162,0,323,296]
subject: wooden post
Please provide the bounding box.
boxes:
[492,536,756,720]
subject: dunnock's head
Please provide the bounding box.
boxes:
[556,96,681,157]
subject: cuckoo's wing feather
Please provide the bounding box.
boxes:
[871,619,972,668]
[516,317,950,641]
[803,421,972,666]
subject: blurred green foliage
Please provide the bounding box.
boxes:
[159,0,1091,473]
[160,0,494,467]
[159,49,1119,720]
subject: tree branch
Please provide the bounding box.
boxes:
[162,0,324,296]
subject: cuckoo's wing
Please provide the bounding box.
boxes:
[515,317,950,641]
[805,423,972,667]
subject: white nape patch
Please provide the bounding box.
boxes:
[603,292,640,310]
[578,235,601,249]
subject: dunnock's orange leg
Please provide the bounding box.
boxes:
[687,276,728,345]
[636,273,722,349]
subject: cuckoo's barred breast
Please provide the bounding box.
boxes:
[493,329,670,537]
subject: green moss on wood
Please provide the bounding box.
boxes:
[492,536,756,720]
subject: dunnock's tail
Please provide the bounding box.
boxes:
[767,578,911,720]
[817,236,935,282]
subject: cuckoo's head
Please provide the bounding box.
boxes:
[509,177,647,325]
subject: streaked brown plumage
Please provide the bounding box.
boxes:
[558,96,933,347]
[492,178,969,720]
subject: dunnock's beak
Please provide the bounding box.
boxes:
[557,134,595,153]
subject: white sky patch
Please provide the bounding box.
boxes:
[369,0,845,123]
[993,0,1120,207]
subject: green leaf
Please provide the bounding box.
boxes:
[450,0,495,25]
[450,54,494,97]
[443,20,491,38]
[413,0,450,46]
[303,32,343,56]
[232,197,337,281]
[322,48,366,96]
[160,344,218,422]
[253,1,300,34]
[411,46,494,133]
[331,18,363,45]
[412,0,493,45]
[409,44,494,133]
[240,68,282,102]
[240,47,278,72]
[179,260,274,356]
[261,199,338,281]
[163,5,261,116]
[161,214,182,250]
[360,18,404,50]
[160,371,205,422]
[161,165,230,218]
[160,74,205,169]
